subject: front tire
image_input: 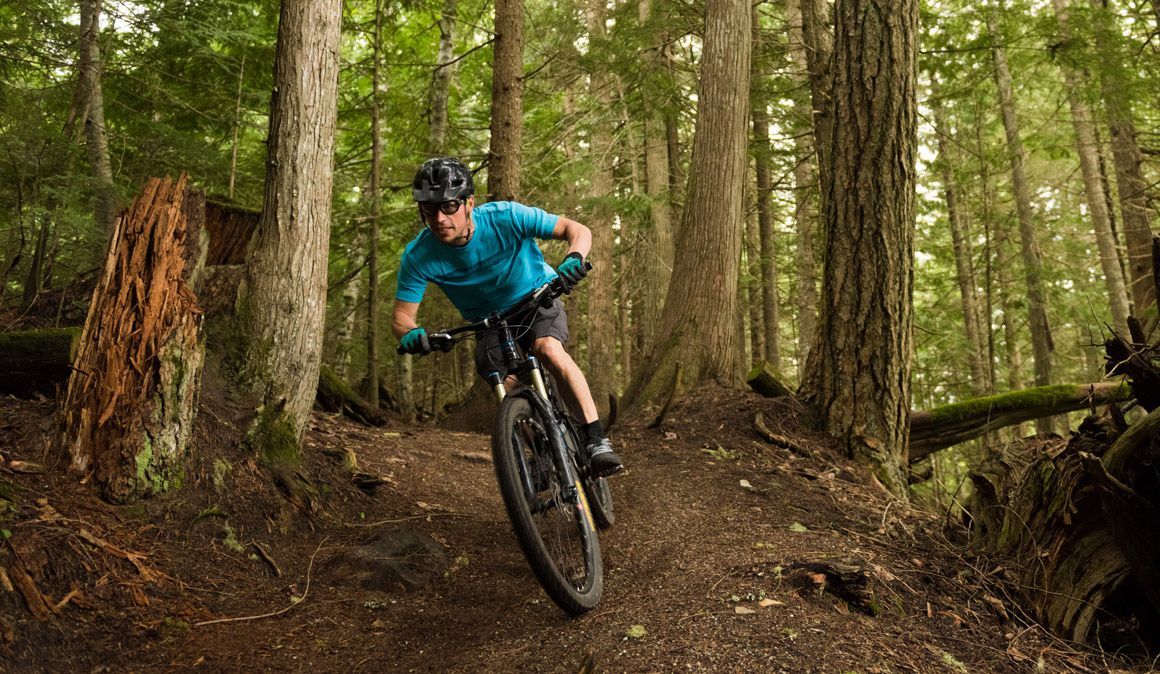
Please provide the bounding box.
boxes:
[492,395,603,615]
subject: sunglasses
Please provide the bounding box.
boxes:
[418,199,464,222]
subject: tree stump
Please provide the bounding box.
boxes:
[967,419,1160,644]
[58,175,206,504]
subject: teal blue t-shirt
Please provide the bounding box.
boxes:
[395,201,560,320]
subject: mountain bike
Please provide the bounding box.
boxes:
[398,276,614,615]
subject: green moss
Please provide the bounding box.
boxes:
[212,459,231,493]
[922,383,1130,425]
[222,523,245,553]
[247,403,302,468]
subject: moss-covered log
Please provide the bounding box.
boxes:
[317,365,387,426]
[58,176,206,504]
[0,328,81,396]
[746,361,794,398]
[909,382,1129,461]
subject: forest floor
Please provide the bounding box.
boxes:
[0,386,1153,673]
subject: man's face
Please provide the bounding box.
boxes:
[420,196,474,246]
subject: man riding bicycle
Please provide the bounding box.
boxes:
[391,157,624,478]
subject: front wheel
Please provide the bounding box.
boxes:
[492,395,603,615]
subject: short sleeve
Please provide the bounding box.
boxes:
[505,202,560,239]
[395,252,428,303]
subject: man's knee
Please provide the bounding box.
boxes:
[532,337,571,370]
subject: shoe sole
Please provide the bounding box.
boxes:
[593,463,625,479]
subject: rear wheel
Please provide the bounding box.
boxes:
[492,395,603,615]
[544,372,616,530]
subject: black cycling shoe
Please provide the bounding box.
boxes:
[586,437,624,478]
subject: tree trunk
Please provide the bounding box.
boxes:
[988,7,1055,433]
[367,1,383,408]
[21,219,51,309]
[429,0,458,154]
[586,0,616,417]
[488,0,523,202]
[787,0,820,374]
[58,176,205,504]
[930,77,989,396]
[76,0,117,235]
[622,0,751,412]
[637,0,675,354]
[229,53,246,200]
[238,0,342,476]
[798,0,833,200]
[799,0,918,496]
[1092,0,1157,321]
[1052,0,1132,337]
[751,13,779,370]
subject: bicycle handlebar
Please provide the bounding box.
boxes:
[396,261,591,356]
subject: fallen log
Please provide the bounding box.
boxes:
[908,382,1130,462]
[746,361,794,398]
[0,327,81,396]
[317,365,387,426]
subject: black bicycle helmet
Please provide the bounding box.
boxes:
[412,157,474,203]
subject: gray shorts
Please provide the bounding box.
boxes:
[474,298,569,378]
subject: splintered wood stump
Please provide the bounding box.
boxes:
[58,175,206,504]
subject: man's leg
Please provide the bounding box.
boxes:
[533,336,623,477]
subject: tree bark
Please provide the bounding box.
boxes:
[429,0,458,154]
[58,176,205,504]
[967,408,1160,644]
[930,76,989,396]
[751,11,778,370]
[800,0,918,496]
[787,0,819,373]
[622,0,751,412]
[1052,0,1132,337]
[1092,0,1157,321]
[238,0,342,467]
[488,0,523,201]
[367,1,384,408]
[76,0,117,236]
[586,0,616,416]
[637,0,675,355]
[988,7,1055,433]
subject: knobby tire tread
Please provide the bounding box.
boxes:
[492,396,603,615]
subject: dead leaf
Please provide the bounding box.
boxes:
[734,606,756,615]
[982,594,1009,622]
[664,432,678,440]
[758,598,783,608]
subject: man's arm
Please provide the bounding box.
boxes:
[392,300,421,340]
[550,216,592,260]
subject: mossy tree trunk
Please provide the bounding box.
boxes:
[235,0,341,498]
[622,0,751,413]
[58,176,206,504]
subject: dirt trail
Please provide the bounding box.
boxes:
[0,390,1139,672]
